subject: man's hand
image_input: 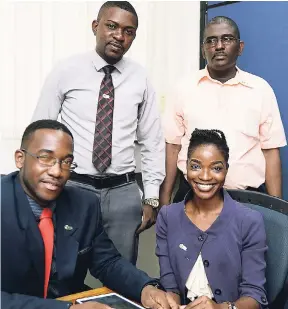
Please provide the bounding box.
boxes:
[180,296,226,309]
[166,292,181,306]
[136,204,157,234]
[141,285,179,309]
[70,301,113,309]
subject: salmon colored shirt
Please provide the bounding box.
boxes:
[164,67,287,189]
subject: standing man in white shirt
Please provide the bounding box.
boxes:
[32,1,165,264]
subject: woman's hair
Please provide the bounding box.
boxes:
[187,129,229,167]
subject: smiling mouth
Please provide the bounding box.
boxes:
[41,181,61,191]
[194,182,217,192]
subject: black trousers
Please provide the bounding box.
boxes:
[173,171,267,203]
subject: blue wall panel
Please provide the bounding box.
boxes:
[207,1,288,200]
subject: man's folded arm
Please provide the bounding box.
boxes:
[1,291,72,309]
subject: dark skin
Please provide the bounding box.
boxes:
[262,148,282,198]
[15,129,74,207]
[70,285,179,309]
[160,25,244,206]
[15,129,178,309]
[177,144,259,309]
[159,143,182,207]
[92,7,137,65]
[92,7,156,232]
[202,23,282,198]
[202,23,244,83]
[185,144,227,231]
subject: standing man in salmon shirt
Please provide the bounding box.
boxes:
[160,16,286,205]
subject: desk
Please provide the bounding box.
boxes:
[57,287,113,303]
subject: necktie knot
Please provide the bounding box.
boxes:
[102,65,115,75]
[40,208,53,220]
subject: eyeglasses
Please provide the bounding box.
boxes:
[21,149,78,171]
[203,36,240,48]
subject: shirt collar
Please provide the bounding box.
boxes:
[181,189,237,238]
[90,49,125,74]
[26,195,56,221]
[197,65,254,88]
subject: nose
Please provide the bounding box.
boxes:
[215,38,225,50]
[47,161,62,178]
[113,29,124,41]
[198,168,213,181]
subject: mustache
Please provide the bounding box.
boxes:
[108,41,123,50]
[213,52,227,59]
[41,179,63,187]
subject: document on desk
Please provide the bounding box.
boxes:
[76,292,145,309]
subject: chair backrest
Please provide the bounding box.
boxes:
[227,189,288,308]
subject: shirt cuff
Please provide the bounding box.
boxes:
[165,137,182,145]
[142,280,166,292]
[261,140,287,149]
[144,184,160,199]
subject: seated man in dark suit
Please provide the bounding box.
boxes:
[1,120,177,309]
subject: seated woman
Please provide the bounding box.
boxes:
[156,129,267,309]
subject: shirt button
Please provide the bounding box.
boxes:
[198,235,204,242]
[215,289,222,295]
[203,260,209,267]
[261,296,267,303]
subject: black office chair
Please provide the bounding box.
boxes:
[227,189,288,309]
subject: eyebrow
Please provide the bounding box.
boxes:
[38,149,74,158]
[106,19,136,30]
[189,158,225,166]
[205,34,236,40]
[211,160,225,166]
[38,149,53,154]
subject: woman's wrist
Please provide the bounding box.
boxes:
[218,303,229,309]
[222,302,238,309]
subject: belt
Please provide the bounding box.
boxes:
[70,171,136,189]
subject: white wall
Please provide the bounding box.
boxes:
[0,0,200,174]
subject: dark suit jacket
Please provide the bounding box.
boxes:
[1,172,154,309]
[156,190,268,307]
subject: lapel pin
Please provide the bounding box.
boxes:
[179,244,187,251]
[64,225,73,231]
[103,94,110,99]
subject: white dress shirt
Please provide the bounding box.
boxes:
[32,50,165,198]
[186,253,214,301]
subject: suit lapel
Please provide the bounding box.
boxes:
[178,206,203,287]
[14,175,80,282]
[55,190,79,280]
[14,176,45,289]
[178,234,200,287]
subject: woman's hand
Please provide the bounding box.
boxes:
[180,296,227,309]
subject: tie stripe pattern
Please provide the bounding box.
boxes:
[92,65,115,173]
